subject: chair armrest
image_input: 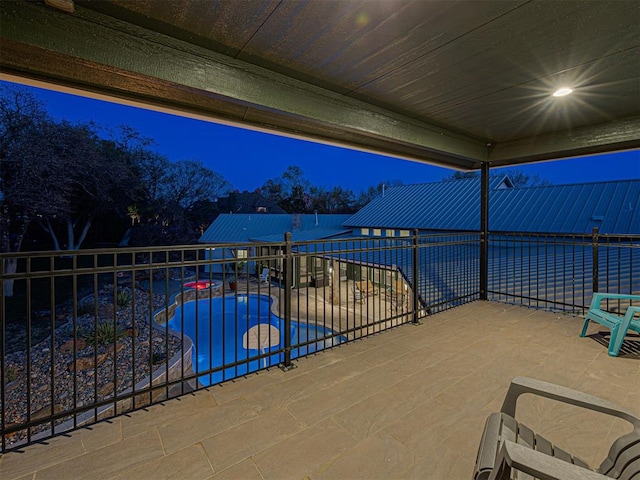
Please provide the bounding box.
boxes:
[489,441,609,480]
[501,377,640,428]
[590,293,640,309]
[626,306,640,317]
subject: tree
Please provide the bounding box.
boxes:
[504,170,550,187]
[185,199,219,237]
[0,85,50,295]
[163,159,231,211]
[444,171,479,180]
[280,184,308,213]
[135,152,170,207]
[260,178,285,206]
[1,85,146,274]
[261,165,311,213]
[130,156,232,245]
[355,180,403,209]
[28,121,140,251]
[310,185,356,213]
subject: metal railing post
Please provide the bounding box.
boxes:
[479,162,490,300]
[280,232,294,370]
[412,229,421,324]
[1,256,5,454]
[592,227,599,294]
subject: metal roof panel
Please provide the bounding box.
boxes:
[347,178,640,234]
[199,214,352,243]
[346,176,508,230]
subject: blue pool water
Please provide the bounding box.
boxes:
[166,294,345,386]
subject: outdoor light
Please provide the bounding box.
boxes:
[553,87,573,97]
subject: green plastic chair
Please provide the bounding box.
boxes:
[580,293,640,356]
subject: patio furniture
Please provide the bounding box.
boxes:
[259,267,270,284]
[580,293,640,356]
[351,284,366,304]
[386,280,407,307]
[474,376,640,480]
[356,280,378,297]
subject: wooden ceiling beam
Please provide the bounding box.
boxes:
[488,117,640,167]
[0,1,485,170]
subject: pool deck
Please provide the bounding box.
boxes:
[1,300,639,479]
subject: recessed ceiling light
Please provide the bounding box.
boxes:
[553,87,573,97]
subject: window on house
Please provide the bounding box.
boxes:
[339,262,347,280]
[373,228,381,236]
[361,228,369,236]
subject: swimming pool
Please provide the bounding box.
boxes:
[166,294,345,386]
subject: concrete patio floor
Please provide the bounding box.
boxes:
[1,301,639,479]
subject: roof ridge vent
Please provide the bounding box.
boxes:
[496,176,515,189]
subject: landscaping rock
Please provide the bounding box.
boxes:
[60,338,87,353]
[98,382,115,396]
[3,281,183,448]
[69,352,110,371]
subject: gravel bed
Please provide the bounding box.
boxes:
[1,284,183,446]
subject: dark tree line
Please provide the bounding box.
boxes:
[0,85,231,295]
[260,165,403,214]
[0,86,431,262]
[0,86,402,280]
[1,84,549,295]
[443,170,550,187]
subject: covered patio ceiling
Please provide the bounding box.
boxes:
[1,0,639,170]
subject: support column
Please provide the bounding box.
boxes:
[412,229,421,324]
[592,227,599,294]
[280,232,295,371]
[480,162,490,300]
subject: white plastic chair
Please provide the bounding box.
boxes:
[259,267,270,284]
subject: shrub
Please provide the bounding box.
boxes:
[81,322,125,346]
[5,364,19,383]
[116,289,131,308]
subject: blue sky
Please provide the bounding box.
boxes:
[9,81,640,193]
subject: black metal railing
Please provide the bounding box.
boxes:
[0,232,479,452]
[1,228,636,452]
[487,229,640,313]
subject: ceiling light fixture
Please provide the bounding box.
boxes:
[553,87,573,97]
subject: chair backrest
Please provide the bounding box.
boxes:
[357,280,376,294]
[260,268,269,282]
[475,377,640,479]
[598,429,640,478]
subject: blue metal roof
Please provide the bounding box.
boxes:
[199,214,353,243]
[345,177,640,234]
[491,180,640,234]
[344,177,511,231]
[252,228,353,243]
